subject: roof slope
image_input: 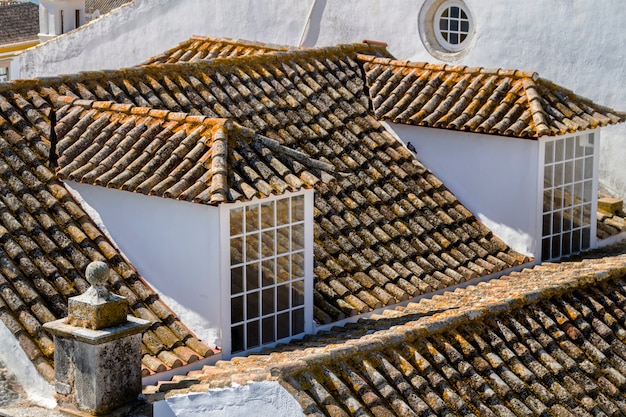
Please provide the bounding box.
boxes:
[142,36,297,66]
[0,1,38,45]
[0,93,213,378]
[5,43,528,322]
[147,243,626,417]
[55,97,334,205]
[359,55,625,138]
[86,0,133,16]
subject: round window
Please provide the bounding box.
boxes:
[434,2,471,52]
[418,0,475,61]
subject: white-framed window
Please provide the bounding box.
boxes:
[222,191,313,356]
[434,1,472,52]
[418,0,475,61]
[0,67,8,83]
[541,133,597,261]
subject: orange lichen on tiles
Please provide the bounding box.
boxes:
[359,54,624,138]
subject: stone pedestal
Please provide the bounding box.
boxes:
[43,261,150,415]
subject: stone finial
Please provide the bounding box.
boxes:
[43,261,150,414]
[67,261,128,330]
[84,260,111,300]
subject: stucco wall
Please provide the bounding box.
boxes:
[15,0,625,196]
[67,181,223,347]
[14,0,312,78]
[389,124,540,257]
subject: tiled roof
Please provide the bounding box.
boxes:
[142,36,296,66]
[4,43,528,322]
[85,0,133,16]
[359,55,626,138]
[0,92,213,378]
[55,97,334,205]
[0,1,38,45]
[146,243,626,417]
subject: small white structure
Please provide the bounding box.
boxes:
[153,381,306,417]
[39,0,85,42]
[70,183,315,356]
[54,101,324,358]
[358,55,621,261]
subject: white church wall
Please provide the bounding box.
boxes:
[66,181,223,348]
[389,124,540,258]
[14,0,312,79]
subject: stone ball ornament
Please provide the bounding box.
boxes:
[84,260,112,300]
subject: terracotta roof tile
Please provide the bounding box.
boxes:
[597,195,626,240]
[142,36,295,66]
[0,43,529,324]
[55,97,331,204]
[359,55,625,138]
[147,244,626,417]
[85,0,132,16]
[0,90,214,379]
[142,36,393,67]
[0,42,537,386]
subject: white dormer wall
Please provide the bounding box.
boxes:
[388,124,541,258]
[65,181,223,347]
[39,0,86,42]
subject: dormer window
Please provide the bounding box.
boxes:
[223,191,313,356]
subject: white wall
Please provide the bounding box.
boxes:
[67,181,223,347]
[15,0,312,79]
[15,0,625,196]
[390,124,540,257]
[153,381,305,417]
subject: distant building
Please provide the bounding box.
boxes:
[85,0,131,21]
[0,1,38,82]
[38,0,85,42]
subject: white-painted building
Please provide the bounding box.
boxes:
[38,0,86,42]
[13,0,625,203]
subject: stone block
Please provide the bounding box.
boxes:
[44,316,150,415]
[68,293,128,330]
[598,197,623,215]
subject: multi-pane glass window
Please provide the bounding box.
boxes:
[435,1,471,51]
[542,134,595,261]
[0,67,8,83]
[229,195,306,354]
